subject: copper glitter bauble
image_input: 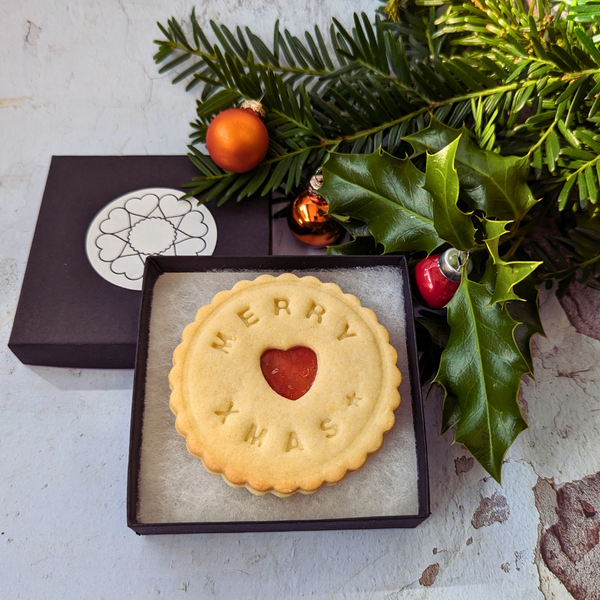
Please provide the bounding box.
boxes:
[287,175,344,247]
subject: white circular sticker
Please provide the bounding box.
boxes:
[86,188,218,290]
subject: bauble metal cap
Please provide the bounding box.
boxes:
[309,173,324,190]
[438,248,469,282]
[240,99,267,119]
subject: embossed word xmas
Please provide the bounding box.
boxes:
[213,391,366,452]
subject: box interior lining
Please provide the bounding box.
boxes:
[137,266,420,523]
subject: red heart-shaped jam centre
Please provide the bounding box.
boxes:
[260,346,318,401]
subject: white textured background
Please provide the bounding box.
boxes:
[2,1,599,598]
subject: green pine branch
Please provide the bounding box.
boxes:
[155,2,600,221]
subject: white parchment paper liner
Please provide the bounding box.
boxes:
[137,266,419,523]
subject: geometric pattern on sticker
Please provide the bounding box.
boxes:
[86,188,218,290]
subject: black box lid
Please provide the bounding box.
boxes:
[8,156,271,368]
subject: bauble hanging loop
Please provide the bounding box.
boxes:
[206,99,269,174]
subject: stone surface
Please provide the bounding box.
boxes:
[471,492,510,530]
[419,563,439,586]
[454,455,474,475]
[559,280,600,342]
[2,1,600,598]
[537,473,600,600]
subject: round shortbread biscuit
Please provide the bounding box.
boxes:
[169,273,402,497]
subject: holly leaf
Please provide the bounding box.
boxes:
[481,256,543,373]
[321,150,445,254]
[480,223,544,372]
[405,117,537,221]
[326,235,382,255]
[424,137,476,252]
[483,218,512,243]
[434,277,529,483]
[506,279,545,373]
[480,250,497,292]
[332,215,370,237]
[404,117,463,157]
[440,392,461,436]
[483,219,542,304]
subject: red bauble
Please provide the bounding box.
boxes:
[414,254,460,309]
[206,103,269,173]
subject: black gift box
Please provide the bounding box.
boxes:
[127,255,429,534]
[8,156,271,369]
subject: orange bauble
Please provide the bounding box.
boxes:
[206,107,269,173]
[287,174,345,247]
